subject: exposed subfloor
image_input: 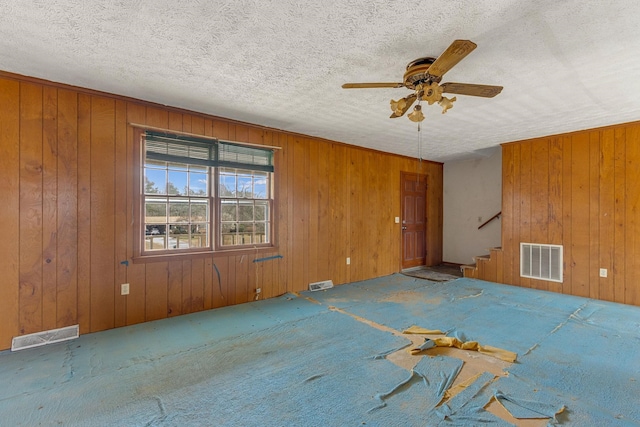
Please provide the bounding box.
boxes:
[402,263,463,281]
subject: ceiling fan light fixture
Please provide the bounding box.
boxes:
[438,96,456,114]
[423,82,444,105]
[390,98,406,115]
[408,104,425,122]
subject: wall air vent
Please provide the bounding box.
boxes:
[11,325,79,352]
[520,243,563,282]
[309,280,334,292]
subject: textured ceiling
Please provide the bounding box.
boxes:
[1,1,640,162]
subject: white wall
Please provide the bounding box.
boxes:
[443,147,502,265]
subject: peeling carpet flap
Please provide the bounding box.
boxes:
[406,332,518,362]
[494,391,566,419]
[370,355,464,413]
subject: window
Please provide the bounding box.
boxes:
[138,130,274,256]
[219,168,271,246]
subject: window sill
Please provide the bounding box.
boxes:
[132,245,278,264]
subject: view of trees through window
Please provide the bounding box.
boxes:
[219,167,270,246]
[143,160,271,251]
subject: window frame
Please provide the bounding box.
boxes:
[143,160,213,254]
[216,167,273,249]
[132,127,277,262]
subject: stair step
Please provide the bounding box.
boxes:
[460,264,477,271]
[473,255,491,262]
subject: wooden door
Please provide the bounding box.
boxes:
[401,172,427,269]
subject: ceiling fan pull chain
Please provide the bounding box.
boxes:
[418,122,422,161]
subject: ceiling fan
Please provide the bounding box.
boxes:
[342,40,502,122]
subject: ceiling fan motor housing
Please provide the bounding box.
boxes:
[403,57,441,89]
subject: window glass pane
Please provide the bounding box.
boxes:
[219,173,236,197]
[145,169,166,194]
[221,201,237,221]
[220,222,238,246]
[237,175,252,198]
[190,200,208,222]
[145,224,166,235]
[238,202,254,221]
[189,172,208,195]
[169,199,190,221]
[145,235,166,250]
[168,225,190,249]
[253,172,269,198]
[254,201,268,221]
[145,200,167,221]
[235,223,252,245]
[169,223,189,235]
[254,223,266,243]
[190,224,208,248]
[237,222,252,233]
[168,171,187,195]
[220,222,237,234]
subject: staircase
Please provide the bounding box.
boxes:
[461,247,503,283]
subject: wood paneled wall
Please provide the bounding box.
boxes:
[500,121,640,306]
[0,72,443,350]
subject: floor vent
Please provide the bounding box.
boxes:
[520,243,563,282]
[309,280,334,292]
[11,325,79,352]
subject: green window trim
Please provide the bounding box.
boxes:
[145,131,274,172]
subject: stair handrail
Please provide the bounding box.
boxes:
[478,211,501,230]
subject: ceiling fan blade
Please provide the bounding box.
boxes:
[342,82,405,89]
[441,82,503,98]
[427,40,477,79]
[390,94,417,118]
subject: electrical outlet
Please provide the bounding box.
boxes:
[394,217,400,224]
[599,268,607,278]
[346,257,351,265]
[121,283,130,295]
[255,288,261,294]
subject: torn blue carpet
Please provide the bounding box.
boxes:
[305,274,640,426]
[499,299,640,425]
[0,292,460,427]
[305,274,592,356]
[433,371,512,426]
[3,274,640,426]
[371,355,463,414]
